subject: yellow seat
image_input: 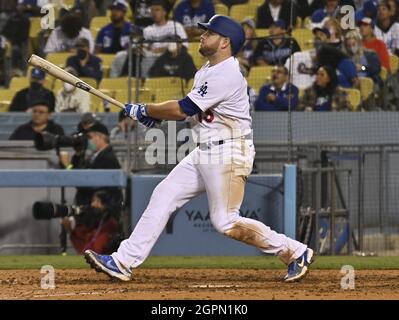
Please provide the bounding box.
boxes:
[292,28,314,51]
[144,77,187,96]
[153,88,186,103]
[389,54,398,73]
[255,28,269,38]
[9,76,53,90]
[90,16,110,34]
[215,3,229,15]
[380,67,388,82]
[90,89,114,112]
[229,4,259,22]
[188,46,206,69]
[97,54,116,78]
[0,89,17,111]
[100,77,132,91]
[359,77,374,101]
[342,88,361,111]
[46,52,72,68]
[248,0,264,5]
[114,89,154,105]
[246,66,273,93]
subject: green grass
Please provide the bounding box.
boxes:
[0,255,399,270]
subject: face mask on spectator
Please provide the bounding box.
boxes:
[348,45,359,55]
[77,48,88,60]
[87,139,97,152]
[64,83,75,92]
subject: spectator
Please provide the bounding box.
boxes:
[61,190,122,254]
[256,0,297,29]
[60,121,123,208]
[387,0,399,23]
[254,65,299,111]
[66,37,103,84]
[95,0,135,54]
[284,47,317,90]
[142,0,188,78]
[311,0,340,23]
[253,19,300,66]
[360,17,391,71]
[297,0,324,19]
[355,0,378,23]
[323,17,343,49]
[71,0,98,28]
[313,27,360,88]
[44,11,94,54]
[343,29,382,86]
[17,0,49,17]
[174,0,215,40]
[298,65,351,111]
[374,1,399,56]
[9,68,56,112]
[110,109,147,140]
[55,67,91,113]
[9,100,64,140]
[237,17,257,74]
[130,0,153,27]
[1,2,30,76]
[148,42,197,80]
[109,46,142,77]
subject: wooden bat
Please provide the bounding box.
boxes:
[28,54,125,110]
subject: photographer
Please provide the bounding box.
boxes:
[60,121,123,209]
[61,190,121,254]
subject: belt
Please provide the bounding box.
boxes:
[197,133,252,150]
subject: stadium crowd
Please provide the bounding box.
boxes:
[0,0,398,122]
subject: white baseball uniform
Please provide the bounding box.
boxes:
[112,57,307,274]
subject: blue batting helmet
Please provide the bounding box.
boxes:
[198,15,245,55]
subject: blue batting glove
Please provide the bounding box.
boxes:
[124,103,159,128]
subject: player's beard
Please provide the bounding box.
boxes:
[199,39,220,57]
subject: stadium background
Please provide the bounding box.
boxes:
[0,0,399,299]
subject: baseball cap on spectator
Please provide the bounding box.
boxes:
[270,19,286,29]
[86,121,109,136]
[358,17,375,28]
[363,0,378,14]
[109,0,128,11]
[312,27,330,37]
[31,68,45,80]
[241,17,256,29]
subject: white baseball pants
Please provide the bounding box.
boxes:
[112,139,307,273]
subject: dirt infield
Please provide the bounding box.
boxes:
[0,268,398,300]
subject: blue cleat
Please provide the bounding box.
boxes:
[84,250,132,281]
[284,248,315,282]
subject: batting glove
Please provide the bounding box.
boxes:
[124,103,159,128]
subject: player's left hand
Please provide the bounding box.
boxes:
[124,103,159,128]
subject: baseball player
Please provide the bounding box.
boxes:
[85,15,314,282]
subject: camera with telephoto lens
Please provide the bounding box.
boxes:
[34,131,88,151]
[32,201,88,220]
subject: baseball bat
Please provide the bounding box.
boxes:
[28,54,125,110]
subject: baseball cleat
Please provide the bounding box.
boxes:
[284,248,315,282]
[84,250,132,281]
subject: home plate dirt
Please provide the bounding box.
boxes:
[1,269,399,300]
